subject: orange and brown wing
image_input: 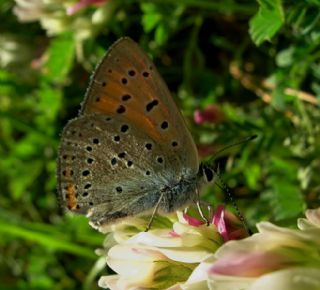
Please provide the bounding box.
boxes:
[80,37,198,170]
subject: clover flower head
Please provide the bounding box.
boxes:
[97,205,246,290]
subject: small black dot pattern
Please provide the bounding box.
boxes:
[59,52,191,214]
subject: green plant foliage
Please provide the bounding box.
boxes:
[0,0,319,289]
[249,0,284,45]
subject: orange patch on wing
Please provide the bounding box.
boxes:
[65,184,77,210]
[86,95,161,140]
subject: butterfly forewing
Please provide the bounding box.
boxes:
[81,37,198,169]
[58,37,199,226]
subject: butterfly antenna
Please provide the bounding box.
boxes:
[208,135,257,164]
[213,169,251,235]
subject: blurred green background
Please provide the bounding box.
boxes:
[1,0,319,289]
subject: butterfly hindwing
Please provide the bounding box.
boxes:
[58,113,196,225]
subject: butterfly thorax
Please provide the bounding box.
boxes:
[158,174,199,213]
[156,163,215,213]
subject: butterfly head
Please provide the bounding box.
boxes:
[198,163,216,184]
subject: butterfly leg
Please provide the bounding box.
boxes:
[145,191,165,232]
[195,187,210,225]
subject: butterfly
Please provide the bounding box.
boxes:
[57,37,215,230]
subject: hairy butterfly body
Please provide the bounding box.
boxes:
[58,37,214,228]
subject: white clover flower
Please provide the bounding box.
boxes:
[206,207,320,290]
[97,205,247,290]
[298,207,320,230]
[13,0,111,42]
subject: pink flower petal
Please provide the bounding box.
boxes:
[194,110,205,124]
[212,205,249,241]
[183,213,205,227]
[194,104,224,125]
[209,251,288,277]
[168,230,181,238]
[212,205,229,241]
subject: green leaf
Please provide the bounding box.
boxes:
[249,0,285,46]
[244,163,261,189]
[43,32,75,83]
[155,24,169,45]
[142,13,162,32]
[267,157,305,220]
[272,180,305,220]
[306,0,320,6]
[4,157,43,200]
[0,70,15,96]
[141,3,162,32]
[276,46,295,67]
[35,83,62,129]
[0,219,97,259]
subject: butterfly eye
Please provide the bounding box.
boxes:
[203,166,214,182]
